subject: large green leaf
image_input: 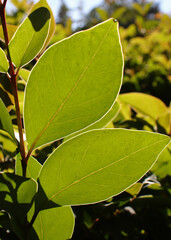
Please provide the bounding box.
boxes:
[9,7,50,68]
[0,48,9,73]
[119,93,168,120]
[29,207,75,240]
[24,19,123,150]
[38,129,169,206]
[30,0,56,51]
[0,98,16,141]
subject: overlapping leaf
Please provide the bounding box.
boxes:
[30,0,56,51]
[0,173,37,219]
[9,7,50,68]
[24,19,123,150]
[38,129,170,206]
[29,207,75,240]
[119,93,168,120]
[0,98,16,141]
[16,154,41,180]
[0,48,9,73]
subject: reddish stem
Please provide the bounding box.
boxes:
[0,3,27,177]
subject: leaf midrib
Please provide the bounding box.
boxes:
[29,21,114,151]
[48,138,167,201]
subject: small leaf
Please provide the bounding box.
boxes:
[126,183,142,196]
[24,19,123,150]
[29,207,75,240]
[0,98,16,142]
[119,93,168,120]
[0,173,37,220]
[18,68,30,82]
[16,153,41,180]
[157,110,171,134]
[0,24,17,42]
[0,48,9,73]
[0,130,16,153]
[9,7,50,68]
[38,129,170,206]
[152,144,171,178]
[0,73,14,111]
[30,0,56,51]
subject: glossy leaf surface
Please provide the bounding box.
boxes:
[0,98,16,141]
[30,207,75,240]
[0,48,8,73]
[9,7,50,68]
[39,129,169,206]
[24,19,123,150]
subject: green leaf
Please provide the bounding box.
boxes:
[0,24,17,42]
[157,110,171,134]
[0,130,16,153]
[126,183,142,196]
[152,144,171,178]
[9,7,50,68]
[0,173,37,220]
[24,19,123,150]
[0,48,9,73]
[30,0,56,51]
[29,207,75,240]
[18,68,30,82]
[119,93,168,120]
[0,98,16,141]
[16,153,41,180]
[38,129,170,206]
[64,101,120,141]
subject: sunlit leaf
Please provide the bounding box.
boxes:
[18,68,30,82]
[29,207,75,240]
[152,144,171,178]
[0,48,9,73]
[24,19,123,150]
[38,129,169,206]
[0,98,16,141]
[9,7,50,68]
[64,102,120,141]
[16,153,41,180]
[0,24,17,42]
[0,172,37,220]
[30,0,56,51]
[119,93,168,120]
[157,110,171,134]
